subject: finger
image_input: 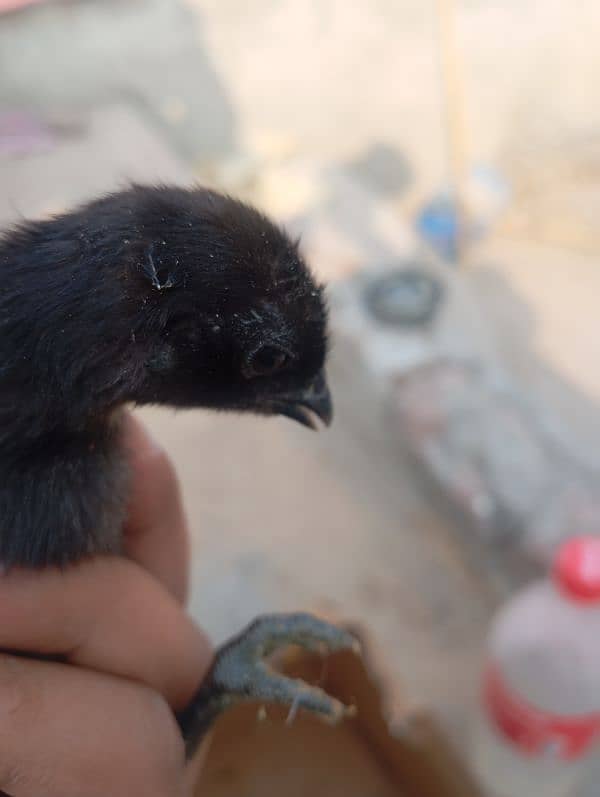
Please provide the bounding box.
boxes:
[0,558,211,711]
[121,412,190,604]
[0,653,192,797]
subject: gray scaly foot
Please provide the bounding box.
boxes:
[178,612,359,757]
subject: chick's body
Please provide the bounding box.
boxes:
[0,185,357,754]
[0,185,330,568]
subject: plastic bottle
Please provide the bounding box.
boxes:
[471,535,600,797]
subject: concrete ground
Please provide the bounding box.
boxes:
[5,0,600,202]
[2,1,600,792]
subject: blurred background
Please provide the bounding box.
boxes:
[1,1,599,793]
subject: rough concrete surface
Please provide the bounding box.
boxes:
[2,1,600,792]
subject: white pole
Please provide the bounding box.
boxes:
[434,0,469,265]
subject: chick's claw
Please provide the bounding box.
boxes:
[210,612,358,718]
[178,612,359,758]
[230,612,360,659]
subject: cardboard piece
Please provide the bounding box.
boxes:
[195,629,483,797]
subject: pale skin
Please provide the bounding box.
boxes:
[0,413,212,797]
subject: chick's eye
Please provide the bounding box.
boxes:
[244,344,290,378]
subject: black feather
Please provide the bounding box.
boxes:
[0,184,329,567]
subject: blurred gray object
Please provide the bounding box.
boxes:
[390,359,600,563]
[333,256,600,571]
[0,0,237,161]
[363,266,444,327]
[0,109,55,157]
[345,142,413,197]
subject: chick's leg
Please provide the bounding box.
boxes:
[177,612,359,757]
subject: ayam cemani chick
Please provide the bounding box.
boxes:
[0,184,357,757]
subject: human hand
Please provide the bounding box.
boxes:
[0,413,211,796]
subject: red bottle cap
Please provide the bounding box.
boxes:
[553,535,600,603]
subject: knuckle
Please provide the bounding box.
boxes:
[0,658,188,796]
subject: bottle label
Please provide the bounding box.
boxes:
[484,666,600,760]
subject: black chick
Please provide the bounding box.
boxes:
[0,184,356,756]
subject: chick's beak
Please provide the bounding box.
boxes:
[276,370,333,430]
